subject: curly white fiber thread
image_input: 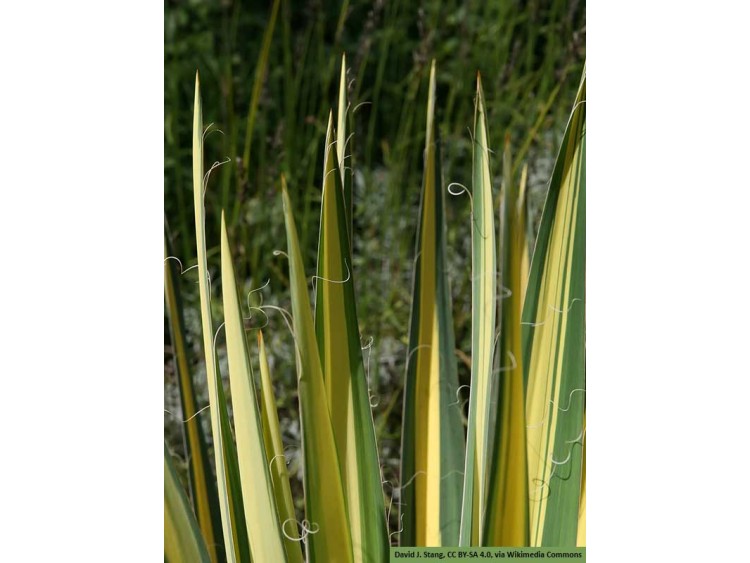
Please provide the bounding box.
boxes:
[526,388,586,429]
[163,404,210,423]
[281,519,319,542]
[521,298,582,327]
[164,256,199,276]
[203,157,231,197]
[311,259,351,293]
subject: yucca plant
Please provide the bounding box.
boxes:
[164,57,586,561]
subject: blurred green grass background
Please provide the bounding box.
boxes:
[164,0,584,523]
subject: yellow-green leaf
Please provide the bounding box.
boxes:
[281,177,354,563]
[484,138,529,546]
[519,165,530,305]
[164,233,222,562]
[257,330,304,563]
[315,113,388,562]
[220,214,288,562]
[192,72,250,563]
[459,73,497,547]
[523,66,586,547]
[165,444,211,563]
[401,60,465,547]
[336,54,353,240]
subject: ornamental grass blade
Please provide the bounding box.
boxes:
[280,177,354,563]
[165,444,211,563]
[400,60,465,547]
[164,233,222,562]
[220,214,288,562]
[192,72,250,563]
[523,67,586,547]
[336,54,353,241]
[459,73,497,547]
[483,138,529,546]
[257,330,304,563]
[314,113,388,563]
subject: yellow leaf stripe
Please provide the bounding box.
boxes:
[281,177,354,563]
[523,68,585,547]
[401,61,465,547]
[220,215,288,562]
[484,140,529,546]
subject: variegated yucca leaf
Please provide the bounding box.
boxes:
[336,54,353,241]
[164,233,222,562]
[523,67,586,547]
[459,73,497,547]
[257,330,304,563]
[220,214,288,562]
[280,177,354,563]
[401,60,465,547]
[165,444,211,563]
[192,72,250,563]
[315,113,389,562]
[484,139,529,546]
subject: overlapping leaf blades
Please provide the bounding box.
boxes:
[191,72,250,563]
[165,444,211,563]
[484,142,529,546]
[459,73,498,547]
[164,233,222,562]
[315,112,389,562]
[220,214,288,562]
[167,62,586,561]
[401,61,465,547]
[522,68,586,548]
[281,177,354,563]
[257,331,304,563]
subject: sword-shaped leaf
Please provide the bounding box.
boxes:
[484,139,529,546]
[315,113,388,562]
[459,73,497,547]
[164,233,222,562]
[280,177,354,563]
[257,330,304,563]
[401,60,465,547]
[165,444,211,563]
[192,72,251,563]
[336,54,353,240]
[220,215,288,562]
[523,67,586,547]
